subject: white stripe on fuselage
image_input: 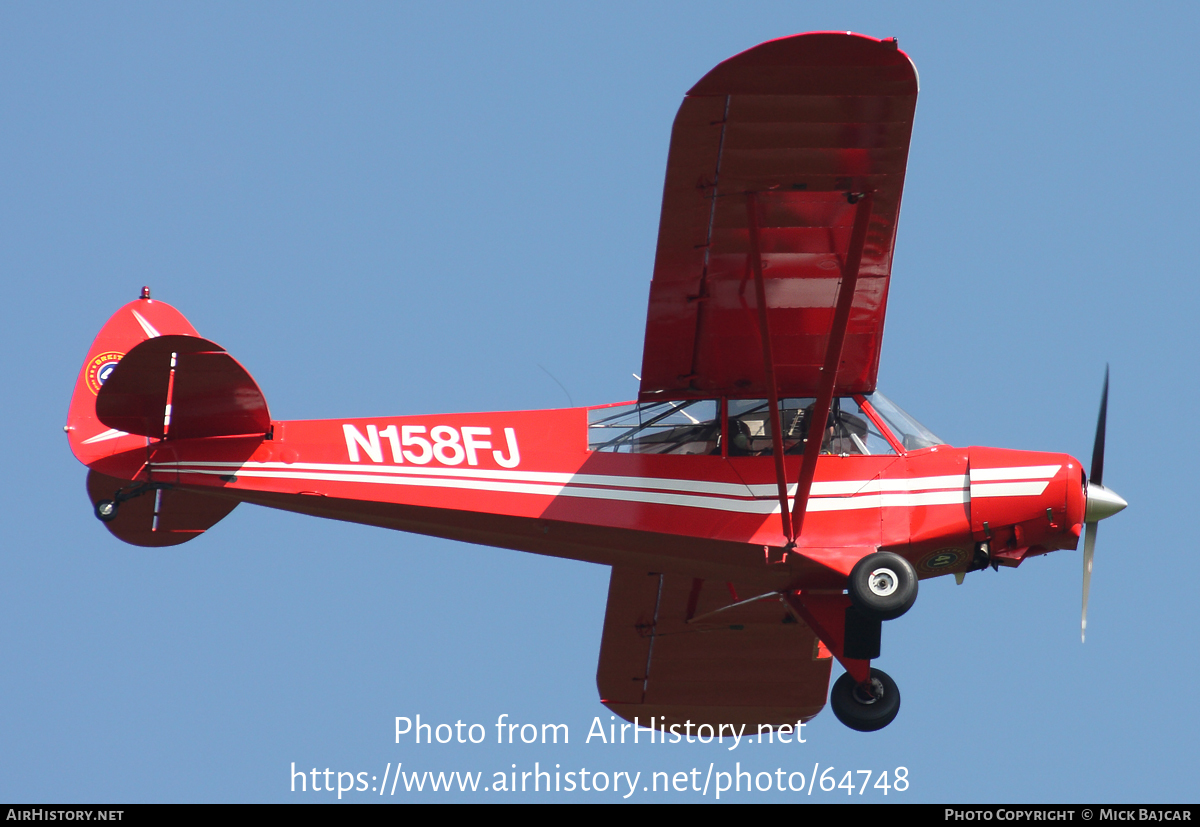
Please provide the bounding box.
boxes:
[150,460,1056,515]
[970,465,1060,482]
[969,465,1059,498]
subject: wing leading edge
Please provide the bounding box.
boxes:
[638,33,918,401]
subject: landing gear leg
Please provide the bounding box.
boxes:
[782,591,902,732]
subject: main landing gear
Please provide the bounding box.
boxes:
[835,552,914,731]
[830,668,900,732]
[847,551,918,621]
[93,481,173,523]
[785,551,917,732]
[786,551,917,732]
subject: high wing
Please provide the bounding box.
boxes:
[598,567,831,727]
[638,33,918,401]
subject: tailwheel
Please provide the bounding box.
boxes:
[92,481,173,523]
[95,499,118,522]
[848,551,918,621]
[830,668,900,732]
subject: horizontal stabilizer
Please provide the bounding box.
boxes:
[87,470,238,547]
[96,335,270,440]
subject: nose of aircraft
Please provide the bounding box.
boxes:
[1084,482,1127,523]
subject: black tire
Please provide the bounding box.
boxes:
[848,552,917,621]
[95,499,118,523]
[830,668,900,732]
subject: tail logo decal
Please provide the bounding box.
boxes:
[85,351,125,395]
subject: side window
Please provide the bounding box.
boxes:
[726,399,809,455]
[726,398,895,456]
[588,400,720,454]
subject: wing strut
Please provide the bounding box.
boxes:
[789,192,875,539]
[746,192,795,542]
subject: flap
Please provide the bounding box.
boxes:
[597,566,831,727]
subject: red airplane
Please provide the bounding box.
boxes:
[65,32,1126,732]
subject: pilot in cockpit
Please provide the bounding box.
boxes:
[727,399,870,456]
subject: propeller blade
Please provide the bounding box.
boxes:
[1081,521,1097,642]
[1080,367,1122,643]
[1090,365,1109,486]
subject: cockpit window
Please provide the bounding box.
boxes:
[588,400,720,454]
[727,397,896,456]
[864,392,945,451]
[586,396,927,456]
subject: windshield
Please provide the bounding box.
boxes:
[865,392,945,451]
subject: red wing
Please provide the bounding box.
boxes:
[638,33,918,401]
[597,567,831,727]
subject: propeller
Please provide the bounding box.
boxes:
[1081,366,1127,641]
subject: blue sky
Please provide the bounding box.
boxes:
[2,1,1197,802]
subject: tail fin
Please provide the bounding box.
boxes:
[67,291,199,463]
[67,290,269,545]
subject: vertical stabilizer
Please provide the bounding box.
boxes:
[66,292,201,470]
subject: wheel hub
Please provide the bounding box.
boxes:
[852,677,885,705]
[868,568,898,597]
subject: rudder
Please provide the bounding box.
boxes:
[66,289,203,467]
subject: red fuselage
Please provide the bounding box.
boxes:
[82,399,1086,590]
